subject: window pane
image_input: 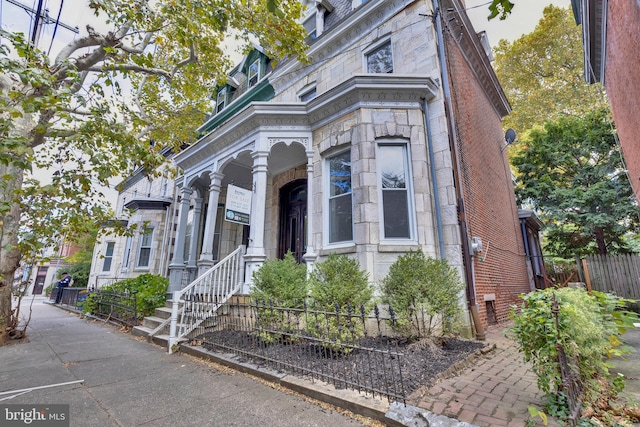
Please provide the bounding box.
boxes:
[329,194,353,243]
[379,145,406,188]
[367,41,393,73]
[383,190,410,238]
[329,152,352,197]
[102,242,115,271]
[303,14,316,39]
[105,242,115,256]
[216,87,226,112]
[138,248,151,267]
[138,228,153,267]
[248,60,259,87]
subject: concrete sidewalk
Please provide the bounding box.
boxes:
[0,296,369,427]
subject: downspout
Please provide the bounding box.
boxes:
[422,98,446,259]
[431,0,485,340]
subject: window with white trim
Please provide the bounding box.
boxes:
[327,150,353,243]
[102,242,115,272]
[248,59,260,87]
[121,236,132,271]
[137,227,154,268]
[216,87,227,113]
[303,14,317,40]
[366,40,393,73]
[378,143,413,239]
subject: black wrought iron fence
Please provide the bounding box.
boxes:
[552,294,583,426]
[198,296,406,403]
[88,289,139,327]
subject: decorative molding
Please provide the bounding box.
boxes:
[268,137,310,150]
[440,0,510,117]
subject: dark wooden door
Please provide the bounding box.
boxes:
[279,180,307,263]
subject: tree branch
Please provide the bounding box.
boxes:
[86,64,171,79]
[170,42,197,78]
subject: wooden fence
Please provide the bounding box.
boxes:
[583,254,640,311]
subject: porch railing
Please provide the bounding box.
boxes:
[168,245,246,352]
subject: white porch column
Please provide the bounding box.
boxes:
[168,186,193,294]
[243,150,269,292]
[302,150,317,272]
[187,196,203,273]
[198,172,223,274]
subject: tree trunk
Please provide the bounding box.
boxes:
[594,226,608,256]
[0,162,24,341]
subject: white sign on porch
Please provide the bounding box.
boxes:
[225,184,252,225]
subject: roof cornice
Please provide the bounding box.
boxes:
[175,75,438,171]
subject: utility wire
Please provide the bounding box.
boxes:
[47,0,64,56]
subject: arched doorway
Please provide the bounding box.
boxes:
[278,180,307,263]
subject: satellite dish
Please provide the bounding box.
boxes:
[505,128,516,144]
[502,129,517,152]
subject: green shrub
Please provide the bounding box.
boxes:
[307,254,372,352]
[308,254,372,309]
[84,274,168,318]
[250,252,308,343]
[380,250,464,338]
[251,252,308,306]
[509,287,638,409]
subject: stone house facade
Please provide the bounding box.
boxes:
[164,0,531,334]
[88,158,177,288]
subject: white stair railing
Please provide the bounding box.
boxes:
[168,245,245,352]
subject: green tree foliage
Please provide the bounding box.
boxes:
[512,109,639,256]
[509,288,638,422]
[380,250,464,338]
[493,6,607,134]
[0,0,308,340]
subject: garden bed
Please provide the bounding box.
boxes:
[199,330,486,398]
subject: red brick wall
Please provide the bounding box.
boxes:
[444,35,531,327]
[604,1,640,201]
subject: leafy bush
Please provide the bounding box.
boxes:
[380,250,464,338]
[84,274,168,318]
[308,254,372,309]
[251,252,308,306]
[307,254,372,352]
[509,287,638,419]
[250,252,308,343]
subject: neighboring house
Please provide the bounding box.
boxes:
[571,0,640,201]
[166,0,531,335]
[21,240,79,295]
[88,155,177,288]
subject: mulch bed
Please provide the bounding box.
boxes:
[199,330,486,398]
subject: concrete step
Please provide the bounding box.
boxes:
[142,315,169,330]
[154,306,172,320]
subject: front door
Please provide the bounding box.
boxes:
[279,180,307,263]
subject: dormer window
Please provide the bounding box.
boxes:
[303,14,317,40]
[248,60,260,87]
[216,87,227,113]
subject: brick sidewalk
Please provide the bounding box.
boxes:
[408,323,561,427]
